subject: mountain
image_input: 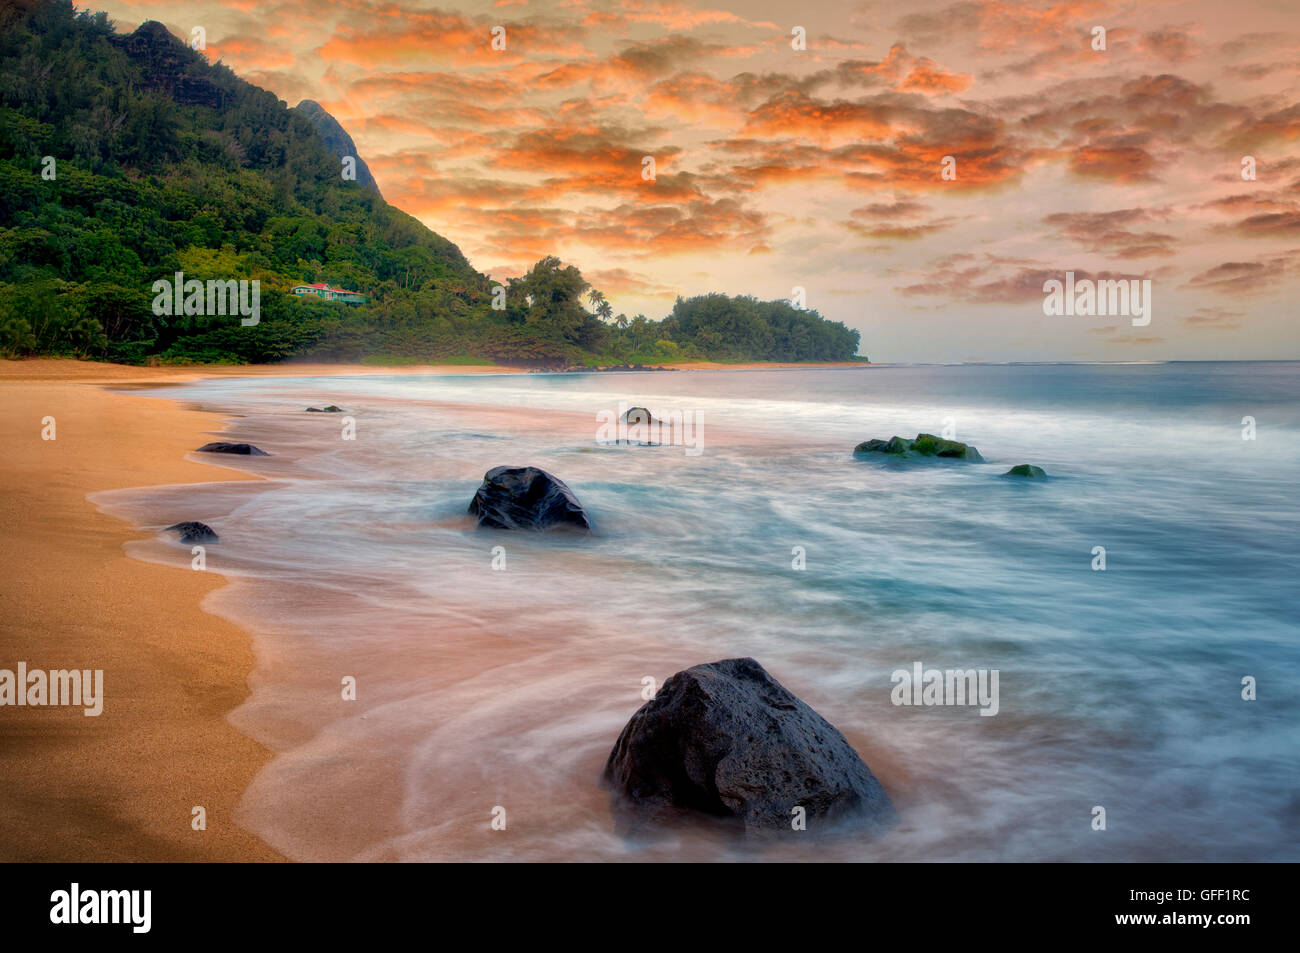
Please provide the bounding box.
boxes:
[0,0,861,366]
[294,100,380,197]
[118,19,228,110]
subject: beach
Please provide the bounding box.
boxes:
[0,356,860,862]
[0,358,518,861]
[3,358,1298,862]
[0,360,281,860]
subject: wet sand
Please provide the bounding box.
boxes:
[0,357,544,861]
[0,356,870,861]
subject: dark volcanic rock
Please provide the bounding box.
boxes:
[622,406,654,425]
[602,657,896,835]
[165,521,218,543]
[854,432,982,462]
[306,405,344,412]
[467,466,592,532]
[196,442,268,456]
[1004,464,1047,478]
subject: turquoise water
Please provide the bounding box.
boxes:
[109,363,1300,861]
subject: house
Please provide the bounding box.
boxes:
[291,282,366,304]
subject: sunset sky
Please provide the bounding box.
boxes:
[89,0,1299,361]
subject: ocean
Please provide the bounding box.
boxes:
[92,362,1300,861]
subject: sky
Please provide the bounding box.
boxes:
[88,0,1300,361]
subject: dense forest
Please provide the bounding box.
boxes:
[0,0,863,366]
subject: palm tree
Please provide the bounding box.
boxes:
[587,288,615,324]
[630,314,649,352]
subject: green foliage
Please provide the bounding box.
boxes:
[664,293,860,362]
[0,0,864,367]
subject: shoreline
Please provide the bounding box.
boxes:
[0,356,872,384]
[0,360,285,861]
[0,356,868,862]
[3,358,1295,861]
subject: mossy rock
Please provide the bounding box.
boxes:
[1003,464,1047,478]
[911,433,984,462]
[855,432,982,461]
[854,436,912,455]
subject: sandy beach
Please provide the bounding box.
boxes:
[0,357,545,862]
[0,360,279,860]
[0,356,865,862]
[3,357,1296,863]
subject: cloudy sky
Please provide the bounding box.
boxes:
[92,0,1300,361]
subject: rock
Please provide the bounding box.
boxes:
[1004,464,1047,478]
[911,433,984,461]
[854,436,911,455]
[623,406,654,425]
[196,442,269,456]
[854,432,982,462]
[305,405,344,413]
[467,466,592,532]
[602,657,896,835]
[164,521,218,543]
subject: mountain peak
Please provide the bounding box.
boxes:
[294,100,381,197]
[116,20,225,108]
[130,20,180,45]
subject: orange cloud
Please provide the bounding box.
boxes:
[899,60,973,94]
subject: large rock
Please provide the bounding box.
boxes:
[164,521,218,543]
[305,405,344,413]
[467,466,592,532]
[196,442,269,456]
[622,406,654,424]
[854,432,983,462]
[1003,464,1047,478]
[602,657,896,835]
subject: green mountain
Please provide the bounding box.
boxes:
[0,0,862,366]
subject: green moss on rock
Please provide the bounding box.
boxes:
[854,436,912,455]
[1003,464,1047,478]
[857,432,982,461]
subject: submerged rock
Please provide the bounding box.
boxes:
[911,433,983,461]
[467,466,592,532]
[196,442,269,456]
[854,436,911,455]
[306,405,344,413]
[854,432,982,462]
[164,521,218,543]
[602,657,896,835]
[1004,464,1047,478]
